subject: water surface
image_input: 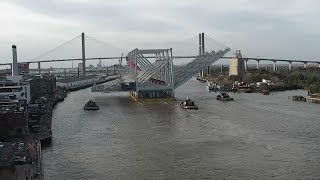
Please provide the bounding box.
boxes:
[43,78,320,179]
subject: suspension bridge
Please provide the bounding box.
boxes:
[1,32,320,100]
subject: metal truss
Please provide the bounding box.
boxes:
[127,48,174,92]
[174,48,230,88]
[91,46,230,94]
[91,78,124,92]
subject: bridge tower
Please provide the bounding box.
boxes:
[198,33,207,77]
[81,32,86,76]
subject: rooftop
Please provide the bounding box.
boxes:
[0,86,22,89]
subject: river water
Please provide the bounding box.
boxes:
[43,78,320,180]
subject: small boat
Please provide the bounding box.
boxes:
[262,90,270,95]
[217,92,234,101]
[238,85,253,93]
[84,100,99,110]
[206,82,218,92]
[244,89,253,93]
[180,100,198,110]
[292,95,306,102]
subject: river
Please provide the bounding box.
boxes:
[43,78,320,179]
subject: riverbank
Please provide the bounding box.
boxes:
[197,76,304,93]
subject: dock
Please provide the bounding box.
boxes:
[307,94,320,104]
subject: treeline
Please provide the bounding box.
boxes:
[238,68,320,93]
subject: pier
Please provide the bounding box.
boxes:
[307,94,320,103]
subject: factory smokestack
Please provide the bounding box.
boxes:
[12,45,19,76]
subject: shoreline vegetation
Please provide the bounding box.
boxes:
[200,66,320,94]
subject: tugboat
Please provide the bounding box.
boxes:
[180,97,198,110]
[262,90,270,95]
[216,92,234,101]
[84,100,99,110]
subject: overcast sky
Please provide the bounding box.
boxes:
[0,0,319,68]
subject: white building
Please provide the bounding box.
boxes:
[0,45,32,104]
[0,85,31,104]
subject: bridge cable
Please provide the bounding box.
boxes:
[204,38,227,50]
[85,35,129,53]
[205,36,227,48]
[29,34,81,62]
[204,36,228,49]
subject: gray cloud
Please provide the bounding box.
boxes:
[0,0,320,68]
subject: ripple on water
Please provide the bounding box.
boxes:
[43,81,320,179]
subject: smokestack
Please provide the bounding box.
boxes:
[12,45,19,76]
[199,33,202,56]
[201,33,205,55]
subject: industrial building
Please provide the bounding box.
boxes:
[229,50,245,79]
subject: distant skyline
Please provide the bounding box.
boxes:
[1,0,320,68]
